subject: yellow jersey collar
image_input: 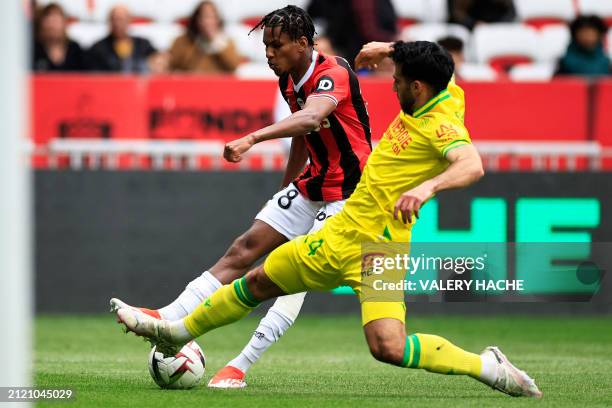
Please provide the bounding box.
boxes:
[411,88,451,119]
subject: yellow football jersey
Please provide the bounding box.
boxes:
[334,81,472,242]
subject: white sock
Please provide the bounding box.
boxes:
[158,271,222,321]
[167,319,194,344]
[479,353,499,386]
[226,292,306,373]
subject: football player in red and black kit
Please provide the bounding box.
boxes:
[110,5,371,388]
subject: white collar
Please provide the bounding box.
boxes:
[293,50,319,92]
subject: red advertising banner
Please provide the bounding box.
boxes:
[147,76,278,141]
[31,75,595,146]
[359,77,590,141]
[593,79,612,146]
[460,79,588,141]
[32,75,148,144]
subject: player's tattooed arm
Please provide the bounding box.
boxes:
[223,97,336,163]
[393,144,484,224]
[355,41,394,70]
[281,136,308,188]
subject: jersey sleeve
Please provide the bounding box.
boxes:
[428,118,472,158]
[308,66,349,106]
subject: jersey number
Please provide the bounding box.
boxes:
[278,189,299,209]
[316,210,334,221]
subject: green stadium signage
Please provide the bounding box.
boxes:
[334,198,601,296]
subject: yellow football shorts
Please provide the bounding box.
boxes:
[263,216,407,326]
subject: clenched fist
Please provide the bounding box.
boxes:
[223,135,255,163]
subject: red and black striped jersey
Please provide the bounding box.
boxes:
[279,51,371,202]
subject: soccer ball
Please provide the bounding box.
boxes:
[148,341,206,389]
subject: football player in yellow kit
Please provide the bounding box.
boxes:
[116,41,541,398]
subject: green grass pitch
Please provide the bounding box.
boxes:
[35,314,612,407]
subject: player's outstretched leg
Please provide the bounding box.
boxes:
[116,265,290,352]
[111,220,288,320]
[208,292,307,388]
[109,297,162,319]
[363,316,542,398]
[155,270,222,320]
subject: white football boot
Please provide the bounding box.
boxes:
[110,297,161,319]
[481,346,542,398]
[116,307,183,356]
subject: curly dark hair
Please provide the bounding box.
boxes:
[186,1,224,40]
[250,5,315,45]
[391,41,454,94]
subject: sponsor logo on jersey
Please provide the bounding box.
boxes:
[361,252,386,278]
[315,76,334,92]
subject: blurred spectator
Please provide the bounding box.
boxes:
[438,36,465,75]
[308,0,397,67]
[87,5,157,73]
[557,15,610,77]
[168,1,241,73]
[449,0,516,30]
[314,35,336,56]
[33,3,85,71]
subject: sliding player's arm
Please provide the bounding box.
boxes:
[355,41,394,70]
[224,97,336,163]
[394,144,484,224]
[280,136,309,188]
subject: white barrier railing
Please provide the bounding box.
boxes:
[33,138,611,171]
[45,139,287,170]
[474,141,604,171]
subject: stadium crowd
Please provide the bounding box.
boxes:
[32,0,612,79]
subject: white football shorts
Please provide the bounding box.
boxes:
[255,184,345,239]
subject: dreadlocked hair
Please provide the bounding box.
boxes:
[249,5,315,45]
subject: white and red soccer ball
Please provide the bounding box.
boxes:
[148,341,206,389]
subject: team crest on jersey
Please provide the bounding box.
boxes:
[436,123,459,139]
[314,76,334,92]
[307,239,324,256]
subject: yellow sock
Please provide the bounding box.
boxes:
[183,277,260,337]
[403,333,482,378]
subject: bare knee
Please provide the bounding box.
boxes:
[364,319,406,366]
[368,336,405,365]
[244,266,285,301]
